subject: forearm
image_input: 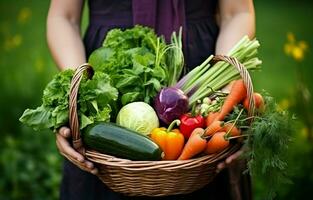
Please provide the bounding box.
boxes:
[47,17,86,71]
[46,0,85,71]
[215,1,255,55]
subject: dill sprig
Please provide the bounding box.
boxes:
[244,94,294,199]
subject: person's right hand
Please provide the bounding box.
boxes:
[56,126,98,174]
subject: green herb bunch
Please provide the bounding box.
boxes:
[245,94,294,199]
[224,92,294,200]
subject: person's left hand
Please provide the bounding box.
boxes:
[216,149,244,173]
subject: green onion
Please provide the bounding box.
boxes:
[174,35,262,107]
[165,27,185,86]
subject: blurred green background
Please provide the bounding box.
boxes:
[0,0,312,199]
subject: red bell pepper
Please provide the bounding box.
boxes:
[179,113,205,139]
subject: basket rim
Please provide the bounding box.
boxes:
[84,143,241,170]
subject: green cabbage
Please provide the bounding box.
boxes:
[116,102,159,135]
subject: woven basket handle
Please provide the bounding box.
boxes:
[69,63,94,154]
[212,55,255,117]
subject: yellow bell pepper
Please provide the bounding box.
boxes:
[150,120,184,160]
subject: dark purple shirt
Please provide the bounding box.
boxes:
[83,0,218,69]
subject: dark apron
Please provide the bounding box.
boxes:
[60,0,252,199]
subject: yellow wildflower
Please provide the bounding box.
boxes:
[300,127,308,138]
[284,43,293,56]
[18,7,32,24]
[4,34,23,51]
[35,58,44,73]
[298,41,308,51]
[292,46,304,61]
[287,32,295,43]
[277,98,290,111]
[12,34,22,46]
[284,32,308,62]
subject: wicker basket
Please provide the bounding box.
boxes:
[67,55,255,197]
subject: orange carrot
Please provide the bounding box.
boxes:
[204,120,224,136]
[178,128,207,160]
[205,112,219,126]
[216,79,247,121]
[243,92,264,111]
[205,132,230,154]
[221,80,235,94]
[222,123,241,137]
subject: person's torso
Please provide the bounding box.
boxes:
[83,0,219,69]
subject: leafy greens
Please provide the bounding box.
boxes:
[19,26,184,132]
[19,70,118,131]
[88,25,182,105]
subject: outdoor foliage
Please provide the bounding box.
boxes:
[0,1,60,200]
[0,0,312,199]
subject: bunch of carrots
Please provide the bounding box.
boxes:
[149,79,265,160]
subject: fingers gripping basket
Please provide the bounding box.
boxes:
[68,55,255,197]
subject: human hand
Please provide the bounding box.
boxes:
[216,149,243,173]
[56,127,98,174]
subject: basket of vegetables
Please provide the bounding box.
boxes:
[20,26,293,197]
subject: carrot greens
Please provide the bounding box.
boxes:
[245,94,294,200]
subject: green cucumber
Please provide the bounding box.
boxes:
[82,122,163,161]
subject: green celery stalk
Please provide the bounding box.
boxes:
[179,36,262,107]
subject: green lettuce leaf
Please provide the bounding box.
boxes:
[19,106,53,131]
[88,25,169,105]
[20,70,118,131]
